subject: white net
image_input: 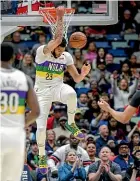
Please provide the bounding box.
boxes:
[40,8,75,42]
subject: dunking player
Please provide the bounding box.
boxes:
[35,6,91,174]
[0,43,40,181]
[98,90,140,123]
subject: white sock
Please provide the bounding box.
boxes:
[68,111,75,125]
[36,128,46,156]
[38,145,46,156]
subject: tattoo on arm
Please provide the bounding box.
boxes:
[55,17,64,41]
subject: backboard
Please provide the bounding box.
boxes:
[1,0,118,41]
[1,0,118,26]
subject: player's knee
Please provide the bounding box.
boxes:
[37,127,46,133]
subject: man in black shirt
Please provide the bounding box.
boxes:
[98,90,140,124]
[88,146,122,181]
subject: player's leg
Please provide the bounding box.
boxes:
[35,89,52,174]
[53,83,84,140]
[0,128,25,181]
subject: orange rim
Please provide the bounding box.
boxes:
[39,7,75,23]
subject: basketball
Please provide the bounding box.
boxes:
[69,32,87,49]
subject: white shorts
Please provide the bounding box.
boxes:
[35,83,77,128]
[0,127,26,181]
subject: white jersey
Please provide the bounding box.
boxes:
[35,45,74,88]
[0,68,28,128]
[50,144,91,166]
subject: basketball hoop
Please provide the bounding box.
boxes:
[39,7,75,41]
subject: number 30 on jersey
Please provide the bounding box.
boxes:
[0,92,19,113]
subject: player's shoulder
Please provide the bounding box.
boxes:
[63,51,72,58]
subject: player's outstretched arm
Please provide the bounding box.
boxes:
[25,76,40,127]
[67,63,91,83]
[43,6,65,54]
[98,99,136,124]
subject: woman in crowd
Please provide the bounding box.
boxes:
[73,49,84,70]
[119,61,132,82]
[84,42,97,63]
[45,130,57,157]
[86,142,100,163]
[84,99,100,123]
[18,53,36,82]
[111,73,138,111]
[58,150,86,181]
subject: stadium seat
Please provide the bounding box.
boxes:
[124,34,138,41]
[106,34,122,41]
[24,40,37,49]
[108,49,127,57]
[114,57,127,63]
[111,41,129,49]
[20,34,31,41]
[95,42,111,48]
[129,41,135,48]
[78,7,87,13]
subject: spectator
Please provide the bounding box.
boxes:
[107,139,116,156]
[89,80,101,97]
[113,140,134,178]
[48,134,91,178]
[105,53,120,73]
[111,74,138,111]
[88,146,122,181]
[47,105,63,130]
[18,53,36,82]
[90,59,111,92]
[86,142,100,163]
[53,116,71,140]
[77,93,89,114]
[25,126,36,142]
[124,149,140,181]
[119,61,131,82]
[45,130,57,157]
[97,48,106,62]
[84,42,97,63]
[129,54,138,67]
[108,118,126,142]
[27,141,39,170]
[73,49,84,70]
[129,130,140,154]
[84,99,100,123]
[119,9,138,35]
[31,33,47,57]
[11,31,29,67]
[100,93,110,103]
[58,150,86,181]
[96,125,114,155]
[74,109,89,130]
[91,111,110,131]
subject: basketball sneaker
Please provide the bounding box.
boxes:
[65,122,85,140]
[38,155,48,175]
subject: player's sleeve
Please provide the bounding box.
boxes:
[82,149,92,166]
[130,90,140,108]
[35,45,47,64]
[49,146,63,164]
[65,52,74,66]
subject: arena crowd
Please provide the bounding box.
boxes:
[2,0,140,181]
